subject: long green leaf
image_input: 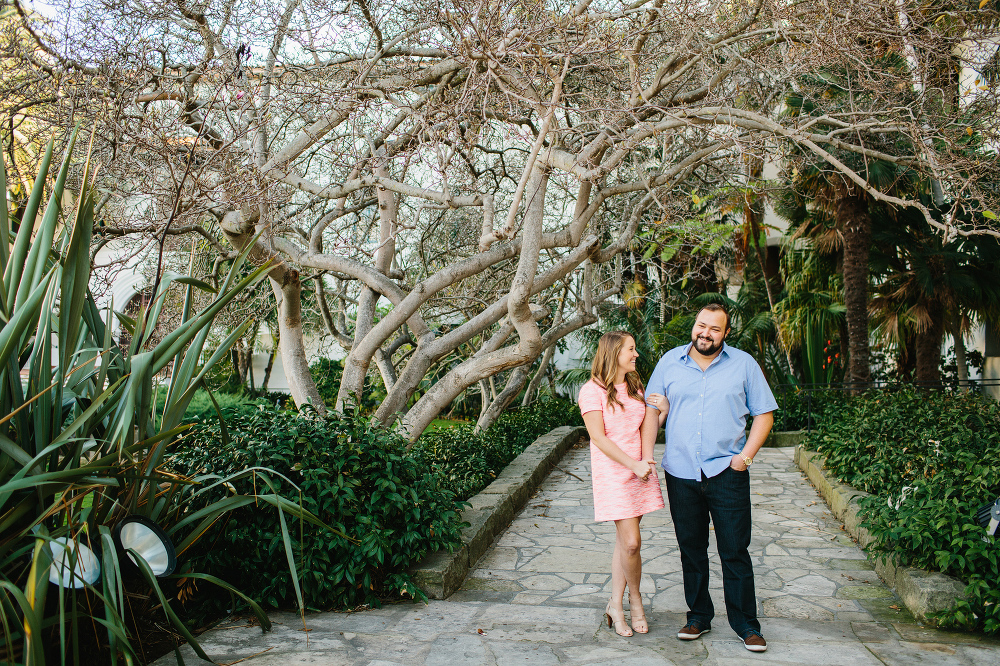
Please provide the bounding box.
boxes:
[128,549,214,663]
[30,282,57,459]
[171,276,218,294]
[14,129,79,312]
[149,261,271,375]
[24,534,53,666]
[0,151,8,273]
[49,376,128,449]
[163,572,271,632]
[59,133,97,370]
[160,318,254,431]
[3,140,53,310]
[0,580,44,666]
[98,526,128,663]
[0,268,56,373]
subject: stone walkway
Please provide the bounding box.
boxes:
[156,444,1000,665]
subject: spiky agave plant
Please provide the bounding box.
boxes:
[0,132,332,665]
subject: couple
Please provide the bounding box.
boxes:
[578,303,777,653]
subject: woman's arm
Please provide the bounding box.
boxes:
[583,411,652,480]
[647,393,669,427]
[639,406,660,474]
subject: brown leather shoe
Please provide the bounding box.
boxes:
[677,623,710,640]
[742,631,767,652]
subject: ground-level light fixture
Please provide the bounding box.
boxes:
[977,498,1000,537]
[47,537,101,588]
[112,515,176,577]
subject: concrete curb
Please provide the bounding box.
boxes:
[794,446,967,623]
[764,429,808,448]
[410,425,587,599]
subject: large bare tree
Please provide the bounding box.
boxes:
[6,0,999,436]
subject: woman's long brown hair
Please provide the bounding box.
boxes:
[590,331,645,411]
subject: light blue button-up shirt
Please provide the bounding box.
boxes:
[646,342,778,480]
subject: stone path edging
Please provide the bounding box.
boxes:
[765,429,808,448]
[409,425,587,599]
[795,445,967,622]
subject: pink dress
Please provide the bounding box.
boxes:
[578,380,665,522]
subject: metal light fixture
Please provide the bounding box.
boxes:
[976,498,1000,537]
[48,537,101,588]
[112,515,176,577]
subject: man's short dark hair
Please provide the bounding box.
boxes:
[696,303,731,331]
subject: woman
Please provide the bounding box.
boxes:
[578,331,668,637]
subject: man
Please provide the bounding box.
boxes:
[641,303,777,653]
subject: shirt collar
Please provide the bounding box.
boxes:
[681,341,730,366]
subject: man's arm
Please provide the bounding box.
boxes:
[731,411,774,471]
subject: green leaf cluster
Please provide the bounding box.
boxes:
[171,405,467,611]
[811,389,1000,634]
[0,135,314,664]
[771,388,852,431]
[411,398,583,502]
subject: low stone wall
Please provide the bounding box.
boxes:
[742,429,808,448]
[409,425,587,599]
[764,429,808,448]
[795,446,967,623]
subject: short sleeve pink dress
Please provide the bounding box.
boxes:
[578,380,665,522]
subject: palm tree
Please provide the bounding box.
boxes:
[870,204,1000,386]
[781,61,921,391]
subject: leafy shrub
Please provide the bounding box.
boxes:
[1,135,283,665]
[170,405,466,611]
[310,357,386,412]
[812,388,1000,634]
[772,386,852,431]
[412,397,583,501]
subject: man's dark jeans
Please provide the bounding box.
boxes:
[664,466,760,638]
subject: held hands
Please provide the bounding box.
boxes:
[632,458,658,481]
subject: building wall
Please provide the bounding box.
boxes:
[984,321,1000,402]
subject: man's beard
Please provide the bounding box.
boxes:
[691,334,723,357]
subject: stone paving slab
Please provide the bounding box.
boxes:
[154,443,1000,666]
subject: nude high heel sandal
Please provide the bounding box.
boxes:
[604,602,633,637]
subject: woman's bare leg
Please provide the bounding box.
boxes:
[619,516,649,632]
[609,517,643,634]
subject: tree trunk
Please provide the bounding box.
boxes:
[478,379,490,423]
[261,349,276,390]
[219,209,326,411]
[271,270,326,413]
[400,168,550,439]
[261,325,278,391]
[947,309,969,391]
[522,342,556,407]
[915,299,943,387]
[836,182,872,394]
[477,366,531,432]
[337,156,399,411]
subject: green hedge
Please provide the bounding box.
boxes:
[170,405,466,612]
[169,395,580,615]
[411,398,583,502]
[771,386,852,431]
[810,388,1000,634]
[153,386,292,425]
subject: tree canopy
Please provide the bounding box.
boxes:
[3,0,1000,434]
